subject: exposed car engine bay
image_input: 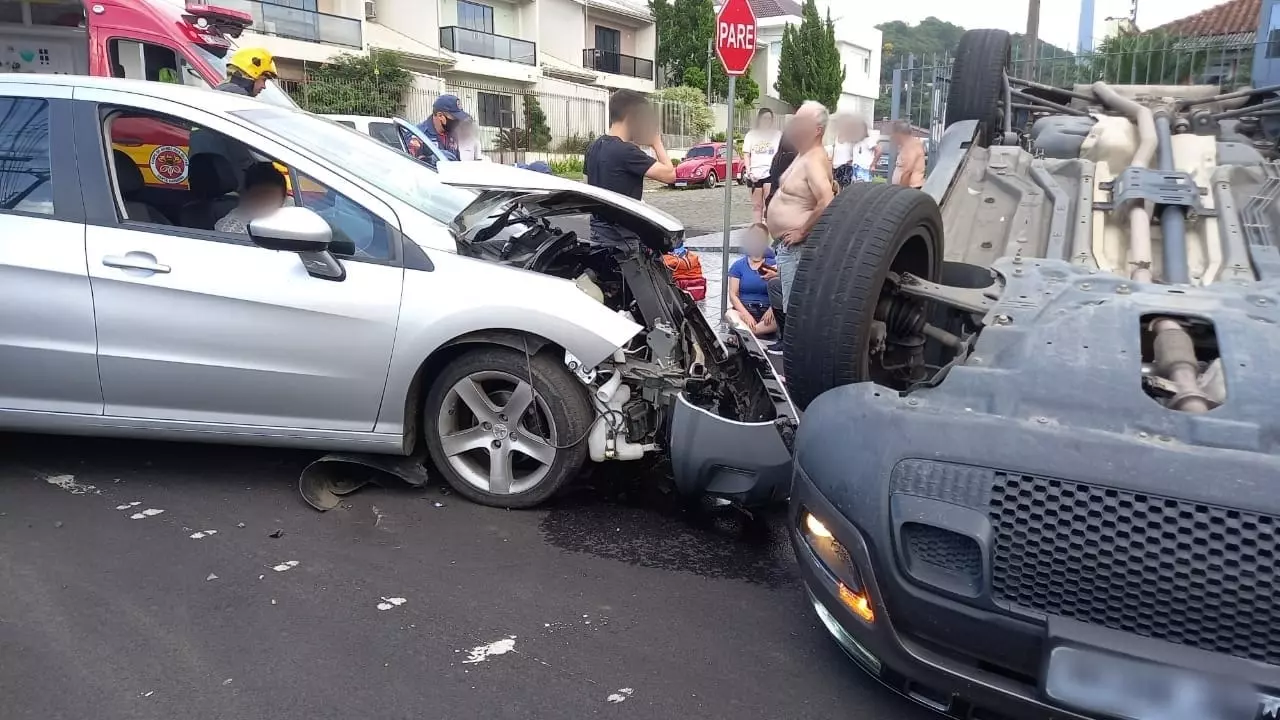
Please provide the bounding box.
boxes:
[456,196,790,464]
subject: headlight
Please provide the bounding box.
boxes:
[693,166,705,175]
[801,509,874,624]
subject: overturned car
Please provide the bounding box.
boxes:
[787,29,1280,720]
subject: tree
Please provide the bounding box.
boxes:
[523,95,552,151]
[774,0,844,110]
[1091,30,1204,86]
[290,50,412,117]
[654,85,714,138]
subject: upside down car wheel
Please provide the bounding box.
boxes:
[945,28,1013,147]
[424,346,593,508]
[783,184,944,410]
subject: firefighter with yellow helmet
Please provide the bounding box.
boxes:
[218,47,279,98]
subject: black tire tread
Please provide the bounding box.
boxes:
[944,29,1012,137]
[423,346,593,508]
[784,184,944,409]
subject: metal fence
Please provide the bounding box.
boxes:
[280,73,759,164]
[885,33,1261,150]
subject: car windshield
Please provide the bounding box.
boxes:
[685,145,716,159]
[233,107,477,225]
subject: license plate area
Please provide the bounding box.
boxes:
[1044,645,1260,720]
[674,182,687,187]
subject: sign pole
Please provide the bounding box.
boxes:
[719,75,736,321]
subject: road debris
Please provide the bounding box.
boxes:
[236,522,246,528]
[115,502,141,510]
[268,529,284,539]
[206,573,218,581]
[606,688,634,704]
[463,636,517,664]
[45,474,98,495]
[222,679,233,686]
[271,560,299,572]
[376,597,407,611]
[190,530,218,540]
[129,509,164,520]
[53,521,63,529]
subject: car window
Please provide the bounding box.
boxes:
[295,171,394,261]
[0,97,55,216]
[368,121,403,150]
[334,120,356,129]
[109,39,211,90]
[685,146,716,159]
[234,107,475,225]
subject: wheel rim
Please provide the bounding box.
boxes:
[708,171,718,186]
[862,227,938,389]
[436,370,557,495]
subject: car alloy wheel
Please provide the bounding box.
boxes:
[436,370,558,496]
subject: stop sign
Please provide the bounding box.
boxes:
[715,0,757,76]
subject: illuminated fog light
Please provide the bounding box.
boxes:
[810,591,882,674]
[839,582,876,624]
[805,512,833,538]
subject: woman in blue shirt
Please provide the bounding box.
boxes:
[727,223,779,337]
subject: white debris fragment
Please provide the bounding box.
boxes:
[142,691,154,698]
[206,573,218,581]
[129,508,164,519]
[258,575,265,580]
[463,636,517,664]
[190,530,218,539]
[271,560,299,572]
[222,679,233,686]
[115,502,141,510]
[45,474,98,495]
[606,688,634,704]
[271,599,277,605]
[376,597,407,611]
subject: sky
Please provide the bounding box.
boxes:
[841,0,1231,52]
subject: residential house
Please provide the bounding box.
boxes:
[745,0,881,119]
[187,0,658,147]
[1153,0,1260,86]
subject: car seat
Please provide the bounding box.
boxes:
[180,153,240,230]
[112,150,170,225]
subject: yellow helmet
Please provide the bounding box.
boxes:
[227,47,278,81]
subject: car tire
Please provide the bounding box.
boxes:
[706,170,719,188]
[424,346,593,508]
[944,29,1011,146]
[783,184,944,410]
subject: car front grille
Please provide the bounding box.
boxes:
[890,459,1280,667]
[988,473,1280,666]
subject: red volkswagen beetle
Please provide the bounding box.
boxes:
[671,142,744,189]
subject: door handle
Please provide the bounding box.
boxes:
[102,253,171,274]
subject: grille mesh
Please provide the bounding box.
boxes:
[903,522,982,578]
[988,473,1280,666]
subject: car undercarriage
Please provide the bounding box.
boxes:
[787,27,1280,720]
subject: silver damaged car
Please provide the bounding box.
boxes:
[0,75,796,508]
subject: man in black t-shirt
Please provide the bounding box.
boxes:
[585,90,677,247]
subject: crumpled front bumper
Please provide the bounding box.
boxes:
[667,319,797,505]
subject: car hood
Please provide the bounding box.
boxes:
[443,162,685,253]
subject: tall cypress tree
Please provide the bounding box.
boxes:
[773,0,845,109]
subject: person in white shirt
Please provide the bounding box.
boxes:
[456,119,489,161]
[741,108,782,224]
[829,114,876,190]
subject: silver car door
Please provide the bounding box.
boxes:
[74,88,404,432]
[0,85,103,416]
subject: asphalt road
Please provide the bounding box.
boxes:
[0,434,934,720]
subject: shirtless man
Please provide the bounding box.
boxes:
[889,120,926,188]
[766,100,836,320]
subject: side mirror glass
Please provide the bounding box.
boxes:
[248,206,333,253]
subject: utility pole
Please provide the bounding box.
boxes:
[1023,0,1041,80]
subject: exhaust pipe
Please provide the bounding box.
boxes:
[1092,82,1157,283]
[1153,112,1191,284]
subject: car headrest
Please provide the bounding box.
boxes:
[113,149,145,196]
[188,153,239,198]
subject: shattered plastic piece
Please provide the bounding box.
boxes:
[115,502,141,510]
[222,679,233,686]
[463,636,517,664]
[269,529,284,539]
[45,474,98,495]
[206,573,218,581]
[53,521,63,529]
[271,599,277,605]
[129,508,164,520]
[272,560,299,572]
[190,530,218,540]
[433,502,445,508]
[298,450,431,511]
[237,522,246,528]
[606,688,634,704]
[142,691,154,698]
[376,597,408,611]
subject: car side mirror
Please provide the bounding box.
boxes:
[248,207,346,281]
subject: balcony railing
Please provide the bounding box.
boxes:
[583,49,654,80]
[440,27,536,66]
[204,0,362,49]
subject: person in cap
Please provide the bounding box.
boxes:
[219,47,279,97]
[417,95,470,162]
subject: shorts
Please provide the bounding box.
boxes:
[743,301,769,321]
[775,242,801,312]
[747,177,770,190]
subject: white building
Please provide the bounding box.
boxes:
[744,0,881,119]
[185,0,657,140]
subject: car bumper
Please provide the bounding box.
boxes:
[667,322,796,506]
[790,381,1280,720]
